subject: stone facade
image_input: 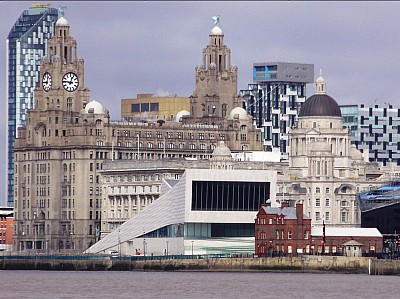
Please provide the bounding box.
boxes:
[13,17,263,253]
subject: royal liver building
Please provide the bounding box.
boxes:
[13,16,263,253]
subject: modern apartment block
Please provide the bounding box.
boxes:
[240,62,314,161]
[340,104,400,165]
[6,4,59,207]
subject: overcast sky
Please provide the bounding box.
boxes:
[1,1,399,204]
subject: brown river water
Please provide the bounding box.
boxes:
[0,270,398,298]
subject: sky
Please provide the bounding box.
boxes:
[1,1,400,205]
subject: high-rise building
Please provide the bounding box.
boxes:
[240,62,314,160]
[340,104,400,165]
[6,4,59,207]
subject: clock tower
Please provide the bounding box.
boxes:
[35,16,90,113]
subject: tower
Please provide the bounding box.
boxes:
[6,4,59,207]
[187,17,241,124]
[13,15,105,253]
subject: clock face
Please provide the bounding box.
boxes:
[42,72,52,92]
[62,72,79,92]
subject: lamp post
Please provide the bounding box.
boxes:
[143,238,146,257]
[137,133,140,160]
[191,240,194,258]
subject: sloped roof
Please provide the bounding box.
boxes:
[85,172,188,253]
[261,206,310,220]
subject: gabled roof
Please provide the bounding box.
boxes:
[260,206,310,220]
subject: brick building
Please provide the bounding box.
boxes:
[255,202,311,256]
[0,207,14,251]
[255,202,383,257]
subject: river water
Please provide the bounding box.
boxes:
[0,270,398,298]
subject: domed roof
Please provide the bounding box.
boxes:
[299,94,342,117]
[84,100,106,114]
[299,72,341,117]
[56,17,69,26]
[311,140,331,153]
[212,141,232,158]
[210,25,223,35]
[175,110,190,122]
[229,107,249,120]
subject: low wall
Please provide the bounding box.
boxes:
[1,256,399,275]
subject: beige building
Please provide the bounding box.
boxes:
[121,93,190,122]
[13,17,263,253]
[276,73,387,228]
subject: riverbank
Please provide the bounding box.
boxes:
[1,255,400,275]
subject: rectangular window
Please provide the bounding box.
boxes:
[150,103,159,111]
[288,231,292,239]
[325,198,330,207]
[325,212,330,221]
[316,212,321,221]
[141,103,149,112]
[316,198,320,207]
[191,181,270,212]
[131,104,140,112]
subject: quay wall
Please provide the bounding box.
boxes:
[1,256,399,275]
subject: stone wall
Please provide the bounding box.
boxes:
[1,256,399,275]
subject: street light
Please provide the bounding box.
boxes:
[143,238,146,257]
[191,240,194,258]
[137,133,140,160]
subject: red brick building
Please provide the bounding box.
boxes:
[0,207,14,251]
[255,202,311,256]
[255,202,383,257]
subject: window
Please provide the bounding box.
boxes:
[325,212,330,221]
[141,103,149,112]
[288,231,292,239]
[316,212,321,221]
[150,103,159,111]
[316,198,320,207]
[341,212,348,222]
[304,230,309,239]
[325,187,330,194]
[325,198,330,207]
[316,187,320,193]
[131,104,140,112]
[269,219,272,224]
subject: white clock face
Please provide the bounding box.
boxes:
[62,72,79,92]
[42,72,52,92]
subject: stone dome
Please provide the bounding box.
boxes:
[299,72,341,117]
[212,141,232,158]
[210,25,223,35]
[299,94,342,117]
[311,140,331,153]
[175,110,190,122]
[84,100,106,114]
[56,17,69,26]
[229,107,249,120]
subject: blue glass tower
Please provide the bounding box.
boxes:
[6,5,59,207]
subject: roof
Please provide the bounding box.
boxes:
[311,227,382,237]
[261,206,310,220]
[299,94,342,117]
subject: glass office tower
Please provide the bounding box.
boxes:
[6,5,58,206]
